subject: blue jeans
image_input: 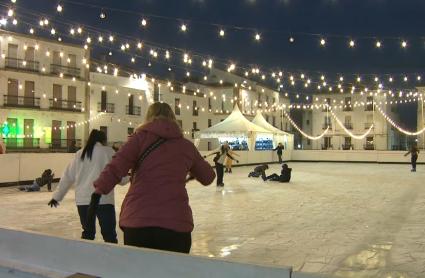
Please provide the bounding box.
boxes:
[77,204,118,243]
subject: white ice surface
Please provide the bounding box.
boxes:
[1,162,424,278]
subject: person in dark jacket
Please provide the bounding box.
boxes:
[205,145,238,187]
[19,169,54,192]
[248,164,269,181]
[273,143,285,163]
[265,164,292,183]
[405,144,420,172]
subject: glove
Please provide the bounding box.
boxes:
[86,193,101,231]
[48,199,59,208]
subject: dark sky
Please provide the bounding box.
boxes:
[3,0,424,126]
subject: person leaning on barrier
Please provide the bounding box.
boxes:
[87,102,215,254]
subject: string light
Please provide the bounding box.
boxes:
[320,38,326,46]
[100,11,106,19]
[7,9,14,17]
[255,33,261,41]
[283,110,329,140]
[289,37,295,43]
[376,41,382,48]
[56,4,63,13]
[330,110,374,140]
[375,105,425,136]
[181,24,187,32]
[219,29,225,37]
[401,41,407,48]
[141,18,147,27]
[349,40,355,48]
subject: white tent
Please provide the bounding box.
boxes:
[252,111,294,151]
[252,111,291,136]
[200,105,271,137]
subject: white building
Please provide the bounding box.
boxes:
[297,91,401,151]
[88,68,290,146]
[0,31,89,151]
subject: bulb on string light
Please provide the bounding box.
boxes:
[98,36,103,42]
[29,28,34,34]
[137,42,143,49]
[255,33,261,41]
[181,24,187,32]
[165,50,170,59]
[50,28,56,35]
[349,40,355,47]
[339,76,344,81]
[389,77,393,82]
[7,9,14,17]
[109,35,114,42]
[320,38,326,46]
[141,18,147,27]
[404,76,408,82]
[417,76,422,81]
[131,57,135,63]
[57,4,63,12]
[12,19,17,25]
[376,41,382,48]
[401,41,407,48]
[219,29,225,37]
[77,27,82,34]
[11,0,16,3]
[100,11,106,19]
[289,37,294,43]
[70,28,75,35]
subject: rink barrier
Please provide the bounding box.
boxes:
[0,228,298,278]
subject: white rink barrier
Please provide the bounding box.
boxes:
[291,150,424,164]
[0,228,297,278]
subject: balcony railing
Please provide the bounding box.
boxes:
[50,64,81,77]
[3,95,40,108]
[392,145,407,151]
[364,144,375,150]
[321,144,334,150]
[126,105,141,116]
[50,139,82,150]
[342,144,353,150]
[322,124,332,130]
[344,123,353,130]
[365,123,373,129]
[3,138,40,149]
[97,103,115,113]
[5,57,39,72]
[365,105,374,111]
[343,106,353,112]
[49,99,82,112]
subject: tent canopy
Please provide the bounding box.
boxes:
[200,105,271,135]
[252,111,292,136]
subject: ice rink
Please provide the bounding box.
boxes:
[1,162,424,278]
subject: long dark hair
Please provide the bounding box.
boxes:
[81,129,107,161]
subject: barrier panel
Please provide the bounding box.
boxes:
[0,228,293,278]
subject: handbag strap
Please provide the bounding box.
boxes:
[132,137,167,182]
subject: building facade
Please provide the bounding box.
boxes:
[0,31,89,151]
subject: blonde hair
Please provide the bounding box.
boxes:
[137,102,181,131]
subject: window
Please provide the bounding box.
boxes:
[208,119,212,127]
[306,120,310,125]
[258,93,262,107]
[366,97,374,111]
[101,90,107,111]
[68,86,77,110]
[272,116,276,127]
[68,54,77,68]
[344,116,352,129]
[208,97,212,110]
[324,137,332,149]
[192,100,198,116]
[221,100,225,112]
[307,139,311,145]
[128,127,134,136]
[53,51,61,65]
[344,97,352,111]
[266,96,269,106]
[192,122,198,139]
[100,126,108,141]
[8,44,18,59]
[175,98,181,115]
[154,85,160,102]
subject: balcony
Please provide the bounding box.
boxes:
[49,99,82,112]
[344,123,353,130]
[364,144,375,150]
[3,138,40,149]
[365,105,374,112]
[97,103,115,113]
[322,124,332,130]
[365,123,373,129]
[3,95,40,109]
[321,144,334,150]
[126,105,141,116]
[5,57,39,72]
[50,64,81,77]
[342,144,353,150]
[50,139,82,150]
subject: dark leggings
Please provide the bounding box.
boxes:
[412,154,418,170]
[77,204,118,243]
[215,163,224,185]
[122,227,191,254]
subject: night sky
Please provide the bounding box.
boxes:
[3,0,425,126]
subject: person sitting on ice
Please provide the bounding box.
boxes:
[248,164,269,181]
[19,169,54,192]
[265,164,292,183]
